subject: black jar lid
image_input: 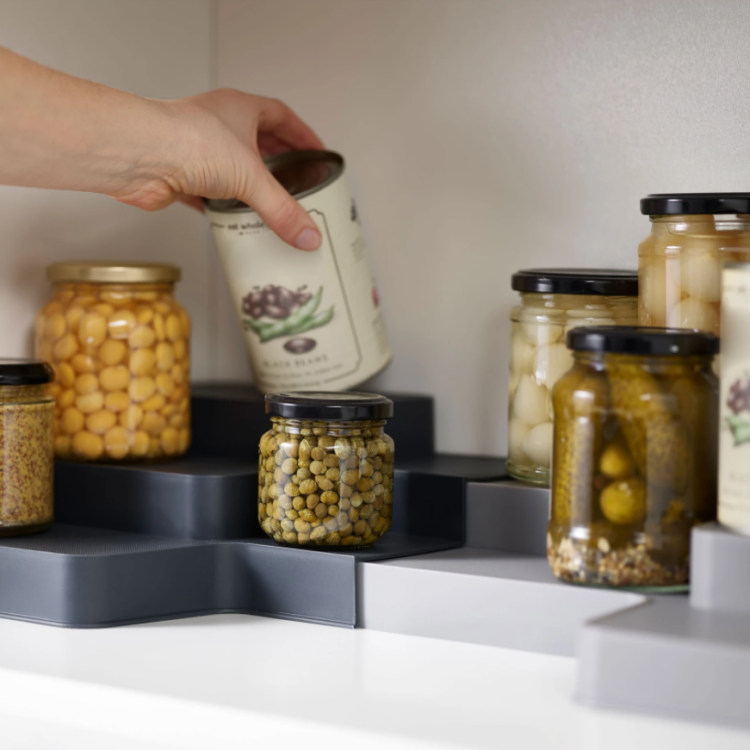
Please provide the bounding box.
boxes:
[265,391,394,421]
[0,359,54,386]
[511,269,638,296]
[640,193,750,216]
[567,327,720,357]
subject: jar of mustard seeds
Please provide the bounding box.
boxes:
[0,360,54,536]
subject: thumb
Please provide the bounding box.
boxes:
[240,156,322,251]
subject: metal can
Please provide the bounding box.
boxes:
[204,151,392,393]
[719,263,750,534]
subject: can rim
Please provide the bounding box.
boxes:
[202,150,345,213]
[46,262,181,284]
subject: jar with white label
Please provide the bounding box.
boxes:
[719,263,750,534]
[639,194,750,334]
[508,269,638,486]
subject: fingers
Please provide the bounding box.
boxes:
[257,132,293,158]
[257,97,324,151]
[175,194,205,211]
[240,155,322,251]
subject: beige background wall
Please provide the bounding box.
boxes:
[215,0,750,453]
[1,0,749,454]
[0,0,216,379]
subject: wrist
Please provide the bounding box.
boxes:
[140,98,195,191]
[104,97,195,210]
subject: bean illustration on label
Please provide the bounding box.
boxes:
[242,284,334,349]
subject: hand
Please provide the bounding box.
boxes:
[116,90,325,251]
[0,47,324,250]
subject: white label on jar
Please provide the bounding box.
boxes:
[719,265,750,535]
[206,171,392,392]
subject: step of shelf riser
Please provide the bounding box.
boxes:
[578,602,750,730]
[690,523,750,613]
[466,481,549,556]
[358,558,643,656]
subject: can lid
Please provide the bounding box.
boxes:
[511,269,638,296]
[0,359,54,386]
[640,193,750,215]
[567,326,720,356]
[46,262,181,284]
[265,391,394,421]
[203,150,344,213]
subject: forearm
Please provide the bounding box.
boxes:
[0,46,323,248]
[0,46,180,196]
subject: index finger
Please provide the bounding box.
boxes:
[257,97,324,151]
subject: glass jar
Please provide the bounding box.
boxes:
[548,327,719,591]
[719,262,750,534]
[638,194,750,333]
[36,263,191,462]
[508,269,638,485]
[258,392,395,548]
[0,361,55,536]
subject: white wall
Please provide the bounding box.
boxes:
[215,0,750,454]
[2,1,750,455]
[0,0,216,379]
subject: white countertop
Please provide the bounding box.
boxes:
[0,614,747,750]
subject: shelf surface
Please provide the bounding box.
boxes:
[0,613,747,750]
[578,595,750,730]
[359,547,644,656]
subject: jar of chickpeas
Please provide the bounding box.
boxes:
[36,263,191,462]
[259,392,395,549]
[508,269,638,486]
[639,194,750,334]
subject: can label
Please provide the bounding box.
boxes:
[719,265,750,534]
[206,171,391,392]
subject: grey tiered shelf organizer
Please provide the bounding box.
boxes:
[1,384,749,731]
[0,385,505,629]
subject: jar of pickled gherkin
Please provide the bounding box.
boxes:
[259,392,395,549]
[639,194,750,334]
[36,262,191,462]
[549,327,719,591]
[508,269,638,485]
[0,360,55,536]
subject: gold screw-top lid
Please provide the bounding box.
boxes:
[46,262,181,284]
